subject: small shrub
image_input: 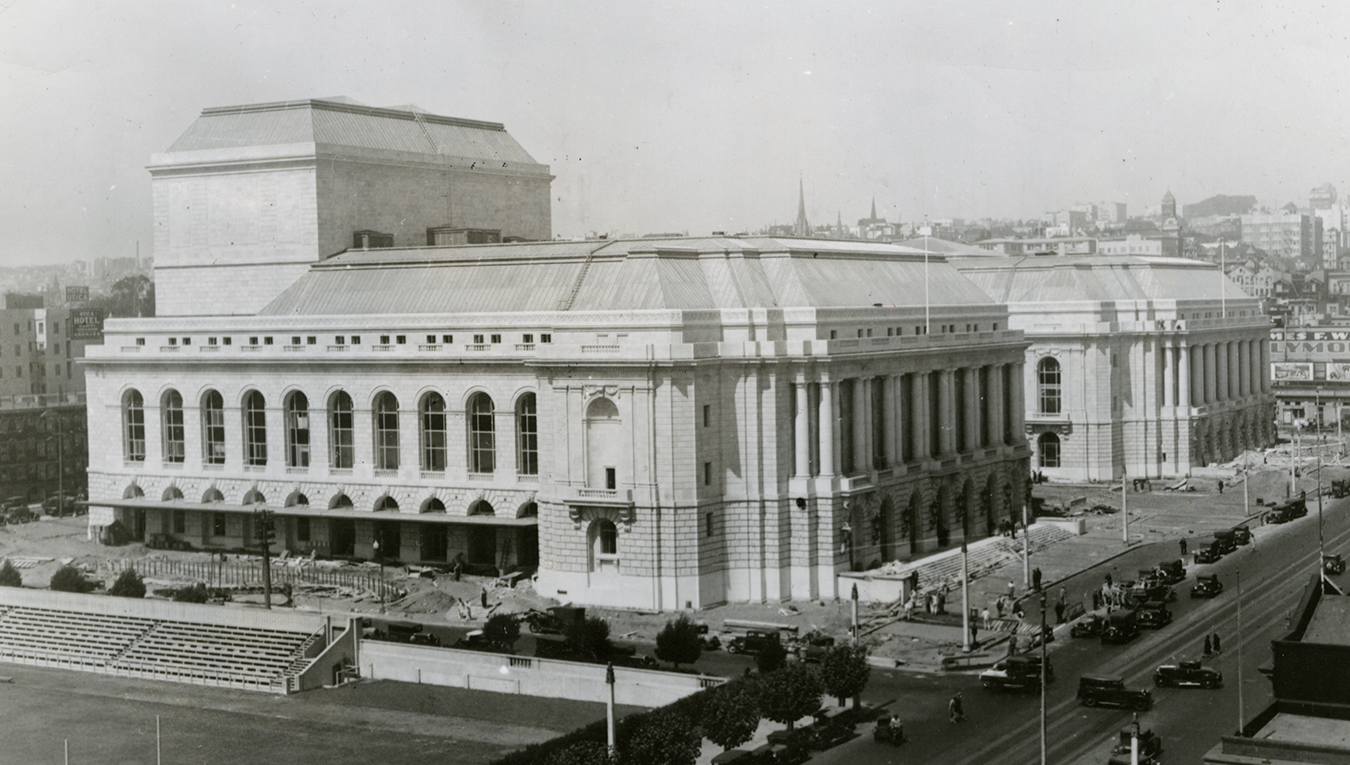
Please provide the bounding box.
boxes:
[654,613,703,669]
[49,564,93,593]
[755,636,787,674]
[108,566,146,598]
[172,583,209,603]
[0,560,21,587]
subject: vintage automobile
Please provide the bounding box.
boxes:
[1153,659,1223,689]
[1107,727,1163,765]
[1126,581,1176,607]
[804,708,854,750]
[1232,526,1253,545]
[1077,675,1153,711]
[873,712,907,747]
[1101,612,1141,645]
[1213,529,1239,554]
[1134,601,1173,629]
[1191,573,1224,598]
[1266,498,1309,525]
[1333,478,1350,498]
[1325,554,1346,575]
[981,654,1054,693]
[520,605,586,635]
[1194,540,1225,564]
[1155,559,1187,584]
[726,629,783,656]
[1071,614,1108,639]
[791,631,836,663]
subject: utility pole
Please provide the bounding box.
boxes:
[254,507,274,608]
[960,544,970,653]
[1236,565,1245,736]
[1122,468,1129,544]
[1039,592,1048,765]
[606,662,617,760]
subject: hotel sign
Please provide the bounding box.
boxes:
[71,309,103,340]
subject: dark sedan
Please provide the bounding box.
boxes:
[1153,660,1222,689]
[1191,574,1224,598]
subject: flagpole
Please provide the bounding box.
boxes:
[924,234,931,335]
[1221,239,1227,318]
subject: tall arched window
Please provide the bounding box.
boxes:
[161,390,184,464]
[243,390,267,466]
[202,390,226,465]
[1037,357,1062,415]
[590,518,618,572]
[285,392,310,468]
[374,392,400,471]
[585,398,620,489]
[329,391,354,469]
[1038,432,1061,468]
[517,393,538,476]
[467,392,495,474]
[123,390,146,462]
[420,393,447,472]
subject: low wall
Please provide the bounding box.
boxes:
[0,587,326,633]
[296,619,358,692]
[359,641,721,708]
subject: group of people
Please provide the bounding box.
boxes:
[1204,632,1223,656]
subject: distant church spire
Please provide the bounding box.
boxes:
[837,210,843,236]
[870,197,877,220]
[794,177,810,237]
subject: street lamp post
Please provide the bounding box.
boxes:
[372,539,384,613]
[1039,592,1047,765]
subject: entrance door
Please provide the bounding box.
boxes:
[330,519,356,556]
[132,509,147,540]
[517,527,538,567]
[375,521,402,562]
[468,526,497,567]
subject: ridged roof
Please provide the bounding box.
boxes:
[258,237,997,316]
[951,254,1255,304]
[165,98,542,166]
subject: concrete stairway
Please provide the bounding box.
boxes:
[885,523,1076,594]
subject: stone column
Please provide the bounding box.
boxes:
[964,367,982,452]
[1009,363,1026,439]
[1163,342,1176,408]
[913,372,929,459]
[1215,342,1228,402]
[794,381,810,477]
[852,378,869,473]
[1204,343,1217,404]
[989,364,1005,447]
[1237,341,1248,399]
[882,375,896,468]
[938,369,956,455]
[1260,340,1271,394]
[1229,341,1241,400]
[819,380,835,476]
[1180,342,1192,408]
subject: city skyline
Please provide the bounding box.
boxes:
[2,0,1348,268]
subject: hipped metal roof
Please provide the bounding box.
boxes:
[951,254,1257,304]
[258,236,998,316]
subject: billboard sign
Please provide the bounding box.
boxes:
[1272,362,1313,381]
[70,309,103,341]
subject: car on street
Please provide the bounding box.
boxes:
[980,654,1053,693]
[1153,660,1222,689]
[1134,601,1173,629]
[1194,541,1224,564]
[727,629,782,656]
[1191,574,1224,598]
[1077,675,1153,710]
[1155,559,1186,584]
[1232,526,1252,545]
[1101,612,1140,645]
[1325,554,1346,575]
[1071,614,1107,639]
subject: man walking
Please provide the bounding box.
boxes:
[1204,634,1213,656]
[949,691,965,723]
[1212,632,1222,654]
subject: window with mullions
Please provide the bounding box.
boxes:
[1037,357,1062,415]
[468,392,495,473]
[123,390,146,462]
[286,392,310,468]
[420,393,447,471]
[202,390,226,465]
[162,390,185,463]
[243,390,267,466]
[517,393,537,475]
[374,392,400,470]
[329,392,354,469]
[1038,432,1061,468]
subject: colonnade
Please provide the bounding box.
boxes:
[1160,336,1270,409]
[791,362,1026,478]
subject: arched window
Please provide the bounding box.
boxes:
[202,390,226,465]
[468,499,495,516]
[374,392,400,471]
[243,488,265,505]
[123,390,146,462]
[590,519,618,572]
[285,491,309,507]
[243,391,267,466]
[329,392,354,469]
[517,393,538,476]
[162,485,183,501]
[162,390,184,463]
[1038,432,1061,468]
[285,392,310,468]
[467,393,495,474]
[201,487,224,503]
[1037,357,1062,415]
[421,497,446,514]
[585,398,620,489]
[374,495,399,512]
[329,493,353,509]
[420,393,447,472]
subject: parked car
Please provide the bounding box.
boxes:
[1232,526,1252,545]
[1153,660,1222,689]
[1127,581,1176,606]
[1333,478,1350,498]
[1071,614,1107,639]
[1100,612,1140,645]
[1191,574,1224,598]
[1134,601,1173,629]
[1107,727,1163,765]
[727,630,782,656]
[1,500,37,525]
[42,495,77,517]
[1155,559,1186,584]
[980,654,1054,693]
[1325,554,1346,575]
[1194,541,1224,564]
[791,631,836,663]
[1077,675,1153,711]
[1266,498,1308,524]
[1213,529,1239,554]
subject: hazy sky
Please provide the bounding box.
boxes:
[2,1,1348,267]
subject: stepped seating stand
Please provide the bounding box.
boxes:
[0,608,154,664]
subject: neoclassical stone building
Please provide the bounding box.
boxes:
[953,254,1275,481]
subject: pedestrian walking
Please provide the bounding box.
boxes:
[1054,601,1066,624]
[1212,632,1222,654]
[1179,538,1188,557]
[1218,480,1225,494]
[480,586,489,609]
[1033,567,1042,592]
[970,622,979,648]
[949,691,965,723]
[1008,634,1018,657]
[982,607,991,630]
[1008,579,1016,599]
[995,596,1005,618]
[1058,586,1067,606]
[1203,634,1213,656]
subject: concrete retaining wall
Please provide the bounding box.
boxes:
[0,587,326,633]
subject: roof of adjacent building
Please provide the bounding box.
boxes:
[164,97,542,166]
[258,236,999,316]
[1303,596,1350,646]
[895,236,996,257]
[950,254,1256,304]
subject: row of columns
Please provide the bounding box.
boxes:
[1160,337,1270,409]
[792,362,1025,478]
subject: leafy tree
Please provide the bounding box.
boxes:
[108,566,146,598]
[546,740,612,765]
[172,583,209,603]
[621,709,699,765]
[566,615,613,663]
[654,613,702,669]
[484,613,521,651]
[0,560,21,587]
[755,636,787,674]
[819,644,871,708]
[700,681,761,751]
[758,664,822,730]
[49,564,93,593]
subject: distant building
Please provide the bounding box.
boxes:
[1097,234,1163,257]
[1241,211,1321,263]
[0,396,87,504]
[1310,182,1338,211]
[0,295,96,399]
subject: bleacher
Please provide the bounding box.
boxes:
[0,605,319,693]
